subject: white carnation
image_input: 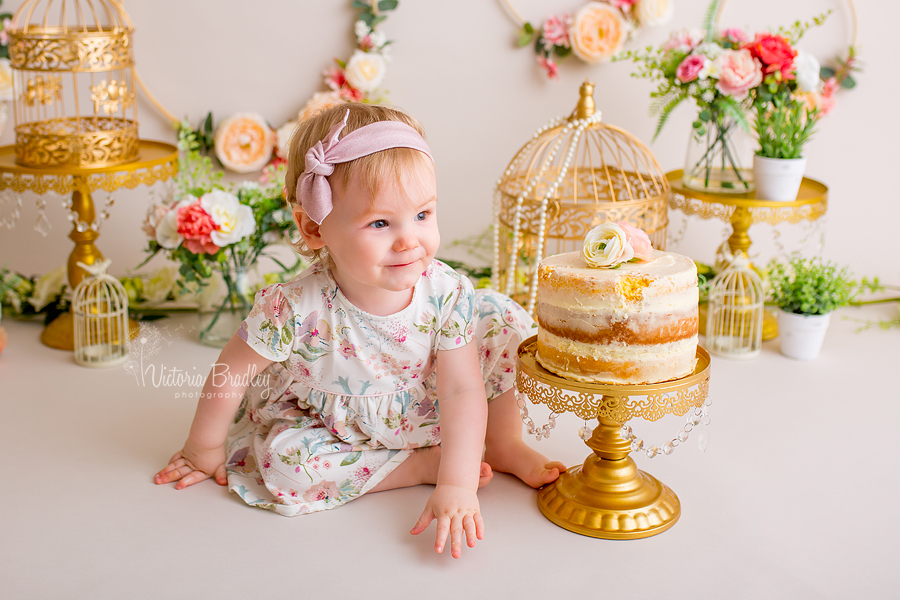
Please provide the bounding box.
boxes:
[201,190,255,247]
[794,50,821,93]
[155,198,193,249]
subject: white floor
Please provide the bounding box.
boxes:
[2,304,898,599]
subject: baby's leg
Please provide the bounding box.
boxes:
[369,446,493,493]
[483,389,566,488]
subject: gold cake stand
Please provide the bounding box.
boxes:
[0,141,179,350]
[517,336,710,539]
[666,170,828,340]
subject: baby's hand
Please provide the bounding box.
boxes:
[154,443,227,490]
[410,484,484,559]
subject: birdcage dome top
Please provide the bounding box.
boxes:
[11,0,133,36]
[498,81,668,206]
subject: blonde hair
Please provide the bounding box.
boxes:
[285,102,433,259]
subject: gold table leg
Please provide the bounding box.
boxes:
[537,415,680,539]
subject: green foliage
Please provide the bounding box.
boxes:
[752,91,818,159]
[0,9,11,61]
[766,256,855,315]
[355,0,397,28]
[518,22,535,47]
[701,0,722,43]
[775,11,831,45]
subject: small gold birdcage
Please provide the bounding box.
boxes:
[7,0,138,168]
[706,256,764,359]
[73,259,129,367]
[492,81,669,313]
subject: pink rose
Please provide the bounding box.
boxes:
[720,27,749,44]
[537,56,559,80]
[617,221,653,261]
[744,33,796,80]
[714,49,763,100]
[176,200,220,254]
[676,54,706,83]
[542,14,570,48]
[663,28,704,52]
[142,204,169,239]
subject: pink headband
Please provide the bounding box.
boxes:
[296,109,433,224]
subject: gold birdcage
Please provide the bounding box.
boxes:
[7,0,138,168]
[492,81,670,314]
[72,259,129,367]
[706,256,764,359]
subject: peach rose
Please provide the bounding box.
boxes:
[298,91,342,123]
[214,113,275,173]
[569,2,629,64]
[714,49,763,100]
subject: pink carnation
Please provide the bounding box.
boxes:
[537,56,559,80]
[715,49,763,100]
[663,28,704,52]
[720,27,749,44]
[542,14,570,48]
[744,32,796,80]
[617,221,653,261]
[176,200,220,254]
[676,54,706,83]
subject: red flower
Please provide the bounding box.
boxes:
[744,33,796,80]
[176,200,220,254]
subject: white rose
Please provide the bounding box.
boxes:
[142,265,178,304]
[0,58,13,102]
[275,120,297,159]
[155,198,193,249]
[344,50,387,92]
[794,50,821,93]
[582,223,634,268]
[635,0,673,28]
[29,265,67,311]
[201,190,255,247]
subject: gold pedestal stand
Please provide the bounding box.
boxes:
[666,170,828,340]
[0,141,179,350]
[517,337,710,539]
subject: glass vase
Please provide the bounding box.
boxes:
[197,265,253,348]
[683,112,754,195]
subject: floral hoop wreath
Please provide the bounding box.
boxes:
[133,0,398,173]
[498,0,675,79]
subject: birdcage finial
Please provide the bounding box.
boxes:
[571,80,596,121]
[77,259,112,278]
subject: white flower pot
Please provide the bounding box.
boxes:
[776,309,830,360]
[753,155,807,201]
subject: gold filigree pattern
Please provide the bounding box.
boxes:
[90,80,134,115]
[15,118,139,168]
[668,190,828,226]
[0,161,177,195]
[8,32,134,71]
[21,75,63,106]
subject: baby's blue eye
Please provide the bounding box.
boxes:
[416,210,430,221]
[368,219,388,229]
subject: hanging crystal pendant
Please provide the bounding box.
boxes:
[34,210,52,236]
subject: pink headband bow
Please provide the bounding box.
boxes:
[296,109,433,224]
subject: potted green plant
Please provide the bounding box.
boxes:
[766,255,855,359]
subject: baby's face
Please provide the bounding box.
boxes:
[319,160,439,314]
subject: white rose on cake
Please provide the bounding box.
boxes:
[583,223,635,268]
[345,50,387,93]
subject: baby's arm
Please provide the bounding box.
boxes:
[410,341,487,558]
[154,334,272,490]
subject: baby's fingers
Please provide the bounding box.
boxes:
[410,509,435,537]
[463,513,481,548]
[174,469,211,490]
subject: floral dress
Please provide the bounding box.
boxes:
[226,259,534,516]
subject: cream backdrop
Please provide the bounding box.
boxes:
[0,0,896,285]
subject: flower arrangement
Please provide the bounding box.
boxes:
[140,127,298,343]
[766,255,855,316]
[617,0,855,192]
[516,0,673,79]
[582,221,653,268]
[0,265,68,324]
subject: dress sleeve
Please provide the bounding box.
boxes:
[238,283,294,362]
[437,271,476,351]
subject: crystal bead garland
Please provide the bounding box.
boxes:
[516,390,558,440]
[618,397,713,459]
[0,189,23,230]
[62,192,116,234]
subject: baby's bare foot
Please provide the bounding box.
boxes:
[416,445,493,488]
[484,440,565,488]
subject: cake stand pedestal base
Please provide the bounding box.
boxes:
[538,417,680,539]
